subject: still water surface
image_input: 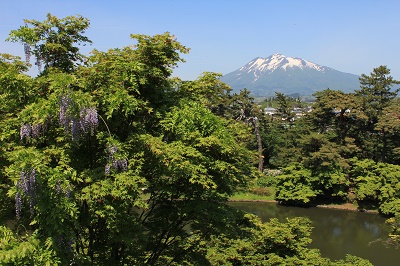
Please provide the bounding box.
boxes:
[229,202,400,266]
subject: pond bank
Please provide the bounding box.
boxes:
[315,203,379,213]
[228,199,379,214]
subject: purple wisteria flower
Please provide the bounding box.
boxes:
[16,168,37,218]
[20,124,32,140]
[59,95,99,141]
[80,107,98,135]
[105,145,128,174]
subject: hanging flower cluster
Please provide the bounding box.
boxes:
[23,42,31,63]
[20,123,46,140]
[59,95,99,141]
[59,95,75,130]
[105,144,128,175]
[35,53,42,72]
[80,107,98,135]
[23,38,42,71]
[55,180,72,198]
[15,168,37,219]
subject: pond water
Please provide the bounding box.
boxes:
[229,202,400,266]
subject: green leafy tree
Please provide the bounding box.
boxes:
[2,16,194,264]
[138,100,255,264]
[7,13,92,73]
[275,163,318,205]
[180,77,265,172]
[375,98,400,163]
[0,54,34,223]
[0,226,60,265]
[349,159,400,215]
[301,133,349,198]
[258,118,283,168]
[1,15,259,265]
[177,72,232,117]
[275,132,350,205]
[309,89,365,144]
[269,115,312,168]
[231,89,264,172]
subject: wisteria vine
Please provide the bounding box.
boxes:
[58,95,99,141]
[55,179,72,198]
[20,123,46,141]
[105,144,128,174]
[23,42,31,64]
[20,95,99,142]
[15,168,37,219]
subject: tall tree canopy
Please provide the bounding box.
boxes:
[356,65,400,125]
[7,13,92,73]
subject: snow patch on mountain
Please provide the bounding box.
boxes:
[240,53,330,77]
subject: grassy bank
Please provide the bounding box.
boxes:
[229,192,276,201]
[229,186,276,201]
[229,186,379,214]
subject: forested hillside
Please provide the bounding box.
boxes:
[0,14,394,265]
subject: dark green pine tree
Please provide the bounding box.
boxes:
[356,66,400,125]
[275,92,295,122]
[355,66,400,162]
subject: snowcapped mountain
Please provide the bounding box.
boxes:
[240,53,329,75]
[220,53,360,96]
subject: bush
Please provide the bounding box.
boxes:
[257,169,282,187]
[250,187,271,196]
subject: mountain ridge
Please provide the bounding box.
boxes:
[220,54,360,96]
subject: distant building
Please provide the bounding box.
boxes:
[264,107,276,116]
[264,106,314,121]
[332,109,351,115]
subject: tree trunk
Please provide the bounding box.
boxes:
[381,130,387,162]
[252,117,263,172]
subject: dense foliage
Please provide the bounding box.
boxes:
[0,14,376,265]
[256,66,400,249]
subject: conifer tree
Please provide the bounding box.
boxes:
[356,66,399,125]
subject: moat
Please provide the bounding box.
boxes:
[230,202,400,266]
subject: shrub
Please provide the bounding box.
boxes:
[250,187,271,196]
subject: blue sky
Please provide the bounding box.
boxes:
[2,0,400,80]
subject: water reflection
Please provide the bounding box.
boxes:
[229,202,400,266]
